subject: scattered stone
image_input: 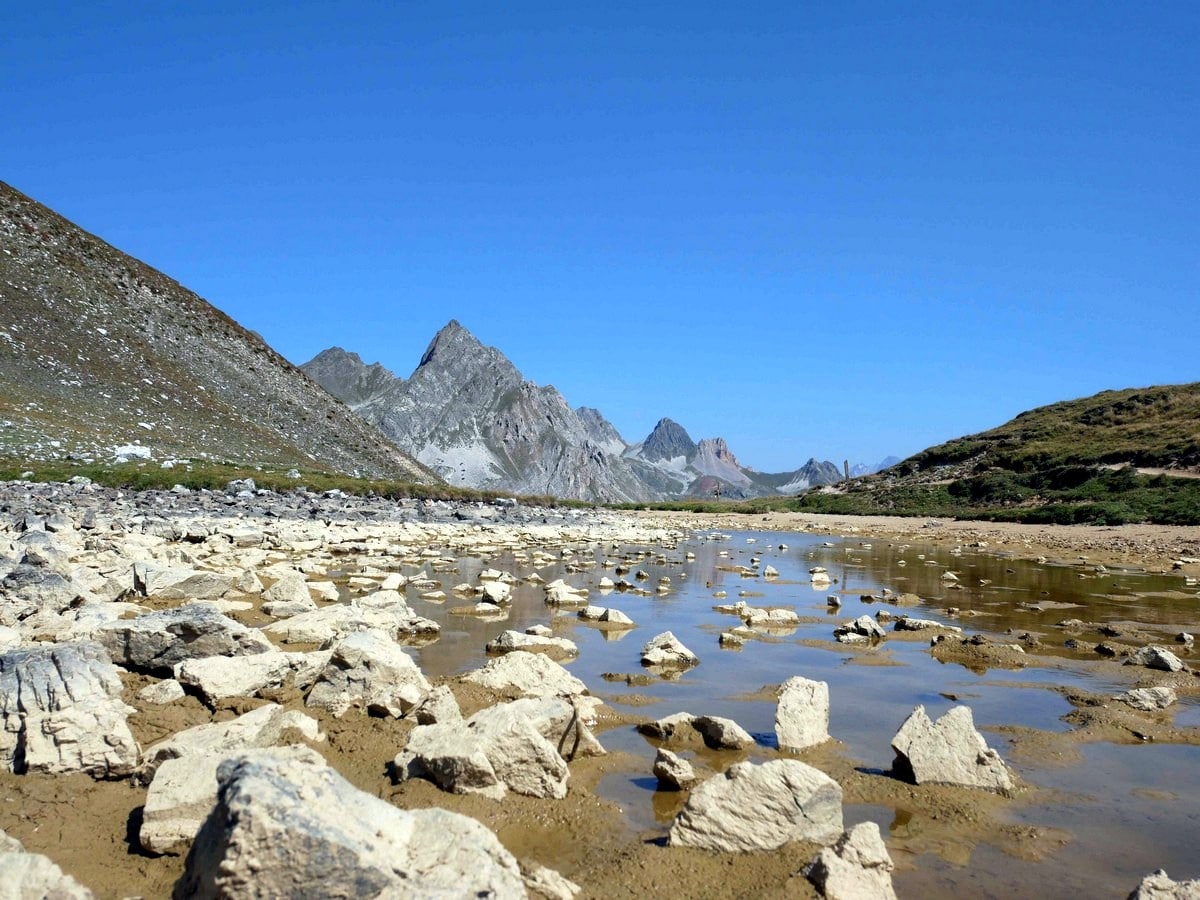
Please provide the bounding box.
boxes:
[804,821,897,900]
[894,616,962,633]
[397,696,601,800]
[890,705,1012,793]
[776,676,830,750]
[413,684,462,725]
[693,715,755,750]
[719,631,745,648]
[139,678,186,705]
[668,760,844,851]
[834,615,885,642]
[464,650,587,698]
[305,629,430,718]
[176,748,527,898]
[132,561,234,600]
[97,602,273,674]
[1127,869,1200,899]
[0,828,95,898]
[653,747,696,790]
[1116,687,1177,711]
[640,631,698,670]
[176,650,330,704]
[1124,646,1185,673]
[486,630,579,661]
[0,641,138,777]
[140,703,324,781]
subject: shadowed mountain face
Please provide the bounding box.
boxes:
[304,327,849,502]
[0,181,435,481]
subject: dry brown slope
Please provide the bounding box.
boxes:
[0,181,436,481]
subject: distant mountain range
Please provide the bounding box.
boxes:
[302,322,893,502]
[0,181,433,482]
[0,180,893,501]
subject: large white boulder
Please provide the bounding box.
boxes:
[396,696,604,800]
[263,601,439,646]
[97,602,273,674]
[176,748,529,898]
[1127,869,1200,899]
[668,760,844,852]
[175,650,330,704]
[463,651,586,698]
[776,676,831,750]
[890,705,1012,792]
[0,641,138,777]
[140,703,324,781]
[132,562,233,600]
[305,629,430,718]
[805,822,898,900]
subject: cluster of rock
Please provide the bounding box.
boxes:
[0,479,692,895]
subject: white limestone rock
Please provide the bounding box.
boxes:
[1128,869,1200,899]
[641,631,699,671]
[486,630,579,661]
[0,641,138,777]
[805,821,898,900]
[890,705,1012,793]
[97,602,273,674]
[176,748,527,898]
[263,601,439,645]
[776,676,831,750]
[653,747,696,790]
[668,760,844,852]
[305,629,430,718]
[463,651,586,698]
[140,703,324,782]
[1125,646,1185,673]
[139,679,186,705]
[132,561,234,600]
[693,715,755,750]
[0,828,95,898]
[1116,687,1177,711]
[175,650,330,704]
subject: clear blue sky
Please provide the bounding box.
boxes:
[5,2,1197,471]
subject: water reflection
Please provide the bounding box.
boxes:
[351,525,1199,893]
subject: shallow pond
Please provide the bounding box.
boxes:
[387,528,1200,897]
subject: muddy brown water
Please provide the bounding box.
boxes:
[383,528,1200,898]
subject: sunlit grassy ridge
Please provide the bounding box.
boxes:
[613,384,1200,526]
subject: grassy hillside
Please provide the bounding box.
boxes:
[903,384,1200,473]
[616,385,1200,525]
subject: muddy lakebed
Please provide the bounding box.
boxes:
[401,527,1200,898]
[1,487,1198,898]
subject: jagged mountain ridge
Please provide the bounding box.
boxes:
[303,323,650,501]
[0,181,435,481]
[304,329,849,501]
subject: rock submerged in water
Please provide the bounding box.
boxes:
[640,631,698,671]
[1127,869,1200,899]
[668,759,844,852]
[890,705,1013,793]
[176,748,530,898]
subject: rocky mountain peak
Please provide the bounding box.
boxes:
[301,347,398,407]
[640,418,697,462]
[418,319,488,369]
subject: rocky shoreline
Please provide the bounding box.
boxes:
[1,480,1198,898]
